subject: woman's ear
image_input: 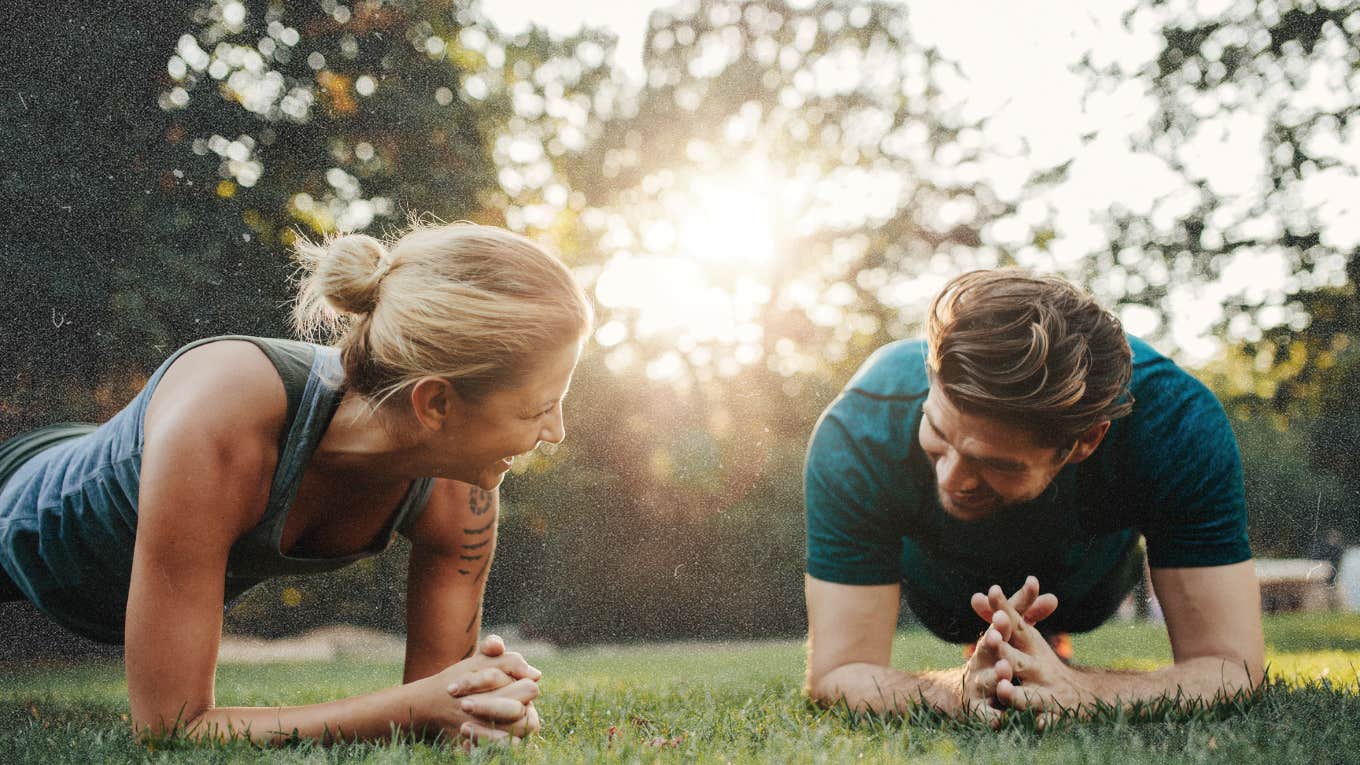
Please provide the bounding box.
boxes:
[408,377,456,432]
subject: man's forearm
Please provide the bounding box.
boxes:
[809,662,963,715]
[1069,655,1261,708]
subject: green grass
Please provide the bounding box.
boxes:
[2,613,1358,764]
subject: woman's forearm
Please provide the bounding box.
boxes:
[149,676,448,745]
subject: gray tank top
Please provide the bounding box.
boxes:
[0,335,435,643]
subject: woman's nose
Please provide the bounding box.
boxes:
[539,406,566,445]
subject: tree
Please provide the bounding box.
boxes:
[488,0,1018,641]
[1081,1,1360,552]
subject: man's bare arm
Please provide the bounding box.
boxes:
[989,560,1264,713]
[805,575,982,716]
[805,575,960,714]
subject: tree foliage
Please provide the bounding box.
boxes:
[1089,0,1360,549]
[4,0,1357,644]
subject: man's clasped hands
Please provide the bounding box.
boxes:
[961,575,1095,727]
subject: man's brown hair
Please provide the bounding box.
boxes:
[925,269,1134,448]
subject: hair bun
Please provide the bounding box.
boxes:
[317,234,391,316]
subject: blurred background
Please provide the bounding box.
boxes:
[1,0,1357,647]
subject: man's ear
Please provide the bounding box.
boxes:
[408,377,456,432]
[1064,421,1111,465]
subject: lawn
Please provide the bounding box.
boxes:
[2,613,1358,764]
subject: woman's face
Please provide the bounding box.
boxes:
[442,340,582,490]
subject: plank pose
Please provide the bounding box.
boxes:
[0,223,592,744]
[804,269,1264,722]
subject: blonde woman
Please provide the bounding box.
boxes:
[0,223,592,744]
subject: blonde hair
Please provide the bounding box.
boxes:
[292,222,593,406]
[925,269,1133,447]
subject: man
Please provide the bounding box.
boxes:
[803,269,1264,721]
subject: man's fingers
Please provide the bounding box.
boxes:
[969,626,1004,667]
[996,678,1033,710]
[478,634,506,657]
[970,591,993,623]
[964,697,1003,727]
[447,668,514,697]
[988,585,1039,650]
[1007,576,1040,614]
[1024,593,1059,625]
[994,658,1012,684]
[991,609,1014,643]
[993,637,1034,678]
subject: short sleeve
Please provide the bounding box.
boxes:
[804,402,907,585]
[1131,370,1252,568]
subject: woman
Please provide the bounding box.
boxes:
[0,222,593,744]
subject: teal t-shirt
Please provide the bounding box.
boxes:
[804,336,1250,614]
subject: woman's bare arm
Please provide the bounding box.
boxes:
[402,479,499,683]
[127,341,530,744]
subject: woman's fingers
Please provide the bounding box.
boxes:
[478,634,506,657]
[460,721,518,748]
[496,677,542,703]
[460,695,530,723]
[447,667,514,697]
[491,651,542,681]
[458,678,541,722]
[521,701,542,736]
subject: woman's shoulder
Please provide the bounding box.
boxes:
[144,338,291,452]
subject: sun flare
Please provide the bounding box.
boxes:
[593,169,787,374]
[675,175,778,266]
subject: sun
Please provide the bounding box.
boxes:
[592,168,786,378]
[674,174,778,266]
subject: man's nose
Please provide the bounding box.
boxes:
[935,449,979,493]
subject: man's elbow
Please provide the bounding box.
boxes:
[805,667,833,706]
[805,664,855,708]
[1238,653,1268,691]
[1188,650,1267,694]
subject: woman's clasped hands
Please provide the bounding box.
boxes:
[425,634,543,747]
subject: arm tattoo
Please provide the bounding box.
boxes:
[460,538,490,550]
[459,554,484,562]
[464,519,494,535]
[473,556,491,584]
[469,487,495,516]
[464,606,481,634]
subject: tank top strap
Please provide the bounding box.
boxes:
[257,345,345,537]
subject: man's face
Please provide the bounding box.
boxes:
[917,387,1075,522]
